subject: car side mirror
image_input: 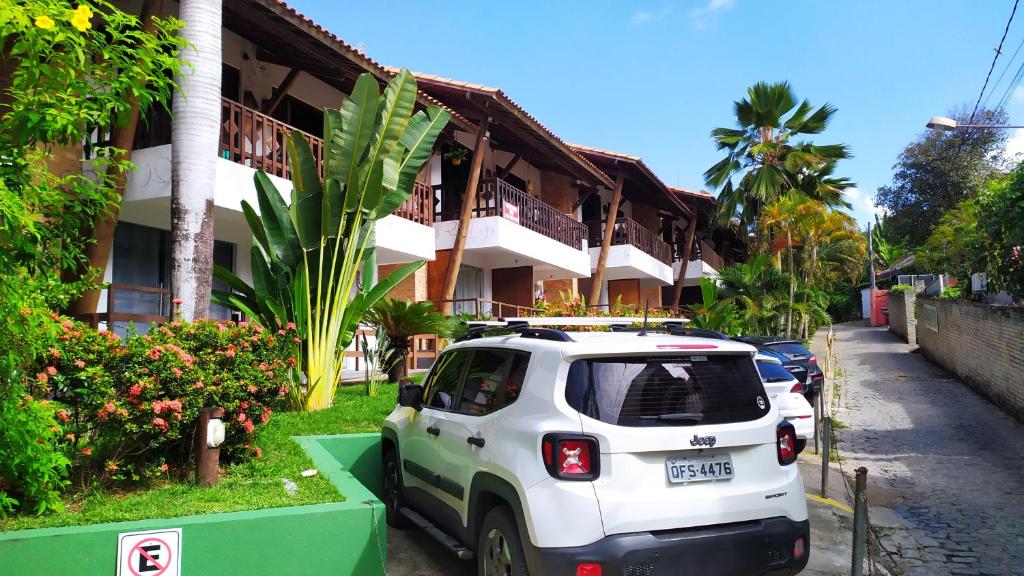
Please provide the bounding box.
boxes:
[398,380,423,410]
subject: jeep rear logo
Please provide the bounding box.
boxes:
[690,434,717,448]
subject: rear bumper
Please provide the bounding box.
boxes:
[529,516,809,576]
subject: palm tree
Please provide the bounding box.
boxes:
[686,278,741,335]
[704,81,852,231]
[758,191,810,336]
[716,254,788,335]
[367,299,453,383]
[171,0,221,320]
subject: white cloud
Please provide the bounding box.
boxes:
[863,194,887,218]
[629,10,653,24]
[692,0,735,28]
[1013,86,1024,105]
[844,186,861,201]
[1003,128,1024,162]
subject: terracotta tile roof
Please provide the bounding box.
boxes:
[669,186,715,201]
[261,0,471,129]
[565,143,642,162]
[398,70,614,188]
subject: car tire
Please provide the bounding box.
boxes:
[383,449,410,529]
[477,505,530,576]
[795,438,807,454]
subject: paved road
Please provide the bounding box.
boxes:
[830,323,1024,575]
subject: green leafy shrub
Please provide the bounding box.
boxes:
[36,319,296,488]
[888,283,913,294]
[0,383,71,516]
[940,286,963,300]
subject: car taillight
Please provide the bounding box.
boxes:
[777,422,797,466]
[789,382,804,394]
[576,563,602,576]
[794,535,806,559]
[808,355,817,366]
[542,433,600,480]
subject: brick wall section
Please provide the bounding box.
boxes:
[916,297,1024,421]
[888,291,917,345]
[378,264,428,302]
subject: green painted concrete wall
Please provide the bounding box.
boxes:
[0,434,386,576]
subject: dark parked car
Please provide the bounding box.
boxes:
[733,337,823,401]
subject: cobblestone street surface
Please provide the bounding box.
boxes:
[830,323,1024,575]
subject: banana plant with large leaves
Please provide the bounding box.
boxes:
[212,70,449,410]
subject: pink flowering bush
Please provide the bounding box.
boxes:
[35,318,296,487]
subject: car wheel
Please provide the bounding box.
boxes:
[383,449,409,528]
[796,438,807,454]
[477,505,529,576]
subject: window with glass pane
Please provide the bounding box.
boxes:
[456,350,529,416]
[423,350,469,411]
[565,354,769,427]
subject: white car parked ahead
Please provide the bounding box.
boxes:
[381,318,810,576]
[756,353,815,453]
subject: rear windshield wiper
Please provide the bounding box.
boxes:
[638,412,704,422]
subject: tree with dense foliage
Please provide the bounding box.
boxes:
[704,81,852,230]
[978,167,1024,295]
[716,254,788,335]
[686,278,742,335]
[870,215,909,271]
[875,108,1009,248]
[0,0,183,516]
[915,197,987,282]
[213,70,450,411]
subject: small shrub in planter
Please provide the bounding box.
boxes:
[36,318,297,488]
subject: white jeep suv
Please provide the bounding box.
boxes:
[381,319,809,576]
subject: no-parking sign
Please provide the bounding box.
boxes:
[116,528,181,576]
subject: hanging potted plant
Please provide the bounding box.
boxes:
[525,179,534,193]
[444,145,469,166]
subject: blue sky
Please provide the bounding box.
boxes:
[289,0,1024,226]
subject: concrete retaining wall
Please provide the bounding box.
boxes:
[888,290,917,345]
[916,297,1024,421]
[0,434,386,576]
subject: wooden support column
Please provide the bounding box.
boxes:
[587,171,625,307]
[262,67,300,116]
[496,154,521,180]
[671,217,698,310]
[67,0,164,317]
[195,407,224,487]
[440,116,490,314]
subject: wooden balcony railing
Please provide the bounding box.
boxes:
[219,97,324,181]
[436,177,587,250]
[584,217,672,265]
[692,240,725,270]
[430,298,541,319]
[393,181,434,226]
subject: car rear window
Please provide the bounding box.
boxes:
[565,354,770,427]
[756,360,795,383]
[766,342,811,359]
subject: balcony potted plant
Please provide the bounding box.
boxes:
[444,145,469,166]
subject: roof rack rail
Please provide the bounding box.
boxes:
[456,320,574,343]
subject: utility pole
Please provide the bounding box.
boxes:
[868,221,875,290]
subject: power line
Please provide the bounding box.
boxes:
[982,34,1024,111]
[969,0,1021,124]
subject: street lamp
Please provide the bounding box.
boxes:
[925,116,1024,130]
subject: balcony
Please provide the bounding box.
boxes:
[583,217,674,285]
[120,98,432,226]
[585,217,672,265]
[433,177,591,280]
[118,97,435,270]
[673,240,726,287]
[437,177,585,250]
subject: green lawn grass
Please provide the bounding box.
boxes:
[0,381,408,531]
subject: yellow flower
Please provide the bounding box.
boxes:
[34,15,55,29]
[71,4,93,31]
[71,14,91,32]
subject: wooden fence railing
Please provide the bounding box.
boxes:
[436,177,586,250]
[431,298,541,319]
[584,217,672,264]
